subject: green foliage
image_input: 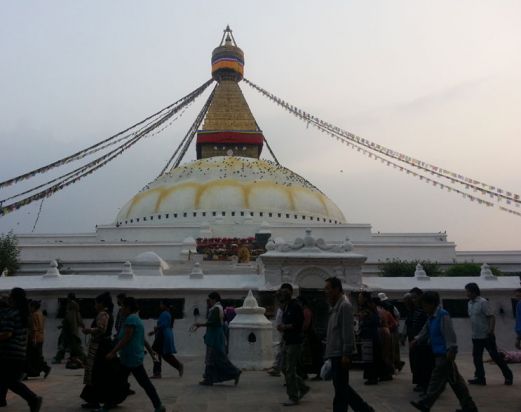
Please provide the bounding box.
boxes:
[444,263,503,277]
[378,259,441,277]
[0,231,20,276]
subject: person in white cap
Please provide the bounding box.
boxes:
[377,293,405,371]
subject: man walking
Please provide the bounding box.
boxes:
[325,278,375,412]
[410,291,477,412]
[52,293,85,367]
[402,289,433,395]
[465,283,513,385]
[277,283,309,406]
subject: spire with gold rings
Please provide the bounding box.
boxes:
[196,26,264,160]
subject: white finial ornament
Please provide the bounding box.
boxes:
[480,263,496,280]
[119,261,134,278]
[414,263,429,280]
[43,260,61,278]
[190,262,204,278]
[242,290,259,309]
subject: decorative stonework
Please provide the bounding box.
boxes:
[294,267,330,289]
[261,229,366,290]
[265,228,353,253]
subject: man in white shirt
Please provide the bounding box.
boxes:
[465,283,513,386]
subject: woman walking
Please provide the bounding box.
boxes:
[107,297,165,412]
[80,292,128,410]
[374,297,396,381]
[193,292,241,386]
[150,301,184,378]
[0,288,43,411]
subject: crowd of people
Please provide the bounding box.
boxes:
[0,291,183,411]
[269,282,520,411]
[0,284,520,411]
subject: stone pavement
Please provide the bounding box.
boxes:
[3,354,521,412]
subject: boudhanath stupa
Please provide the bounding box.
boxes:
[1,28,519,354]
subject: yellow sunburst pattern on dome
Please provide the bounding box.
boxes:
[117,157,346,224]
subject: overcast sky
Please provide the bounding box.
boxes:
[1,1,520,251]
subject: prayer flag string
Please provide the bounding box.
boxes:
[0,82,211,217]
[244,78,520,217]
[0,79,214,190]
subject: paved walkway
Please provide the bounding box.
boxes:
[3,354,521,411]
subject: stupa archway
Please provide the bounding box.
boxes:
[295,266,330,289]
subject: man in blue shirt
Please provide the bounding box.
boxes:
[107,297,165,412]
[515,289,521,350]
[410,291,478,412]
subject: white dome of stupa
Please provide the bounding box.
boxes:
[116,156,346,226]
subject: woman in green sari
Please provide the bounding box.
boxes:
[193,292,241,386]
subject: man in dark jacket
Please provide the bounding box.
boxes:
[402,288,433,394]
[277,283,309,406]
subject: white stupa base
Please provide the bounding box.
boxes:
[228,290,274,370]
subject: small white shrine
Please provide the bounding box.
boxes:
[228,290,273,370]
